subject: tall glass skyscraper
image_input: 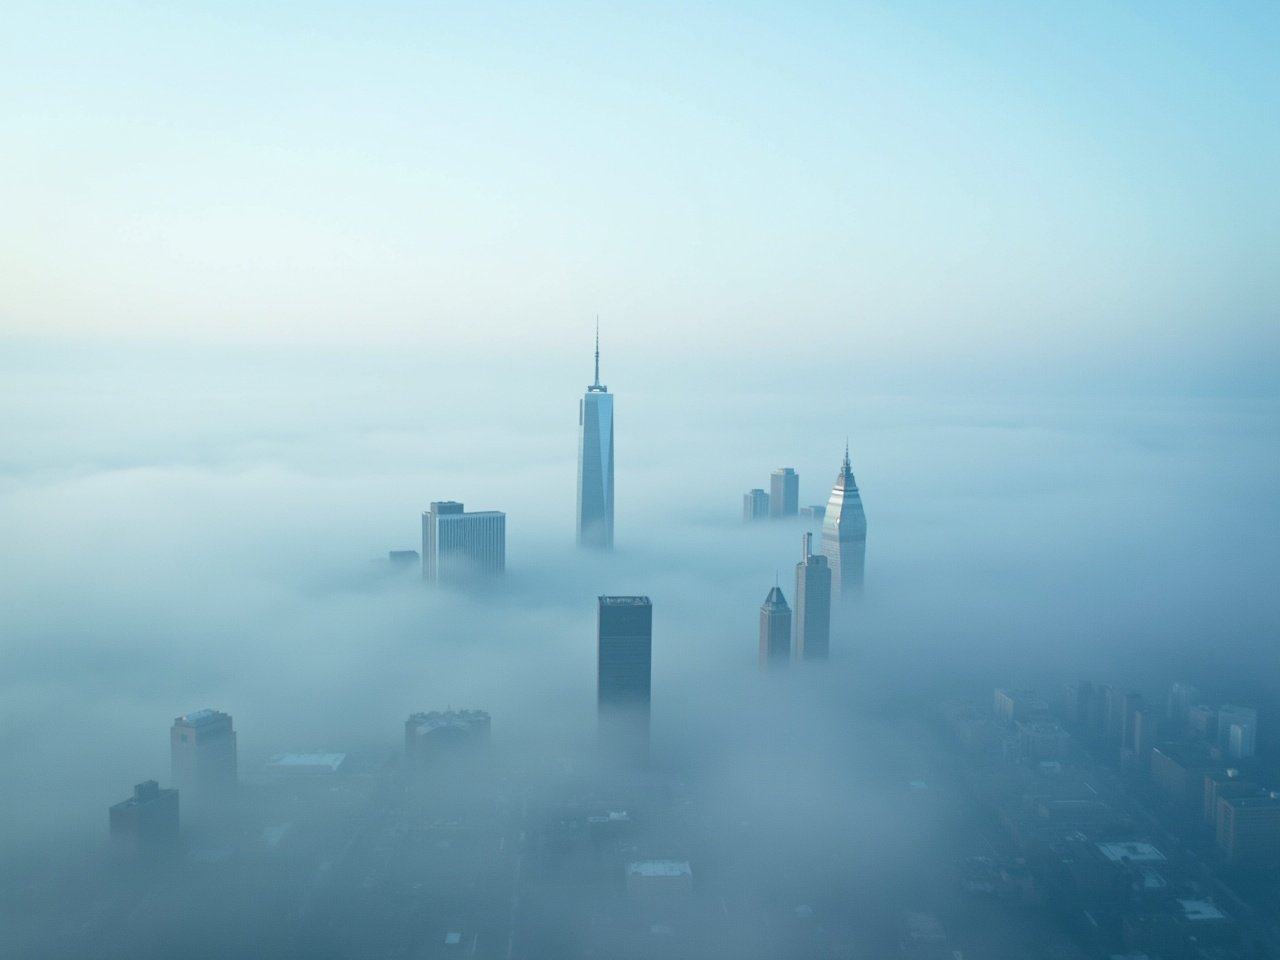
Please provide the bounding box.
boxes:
[597,596,652,763]
[822,443,868,599]
[577,329,614,548]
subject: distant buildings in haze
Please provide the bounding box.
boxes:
[422,501,506,582]
[577,327,615,549]
[769,468,798,518]
[743,467,801,521]
[742,488,769,522]
[405,709,492,763]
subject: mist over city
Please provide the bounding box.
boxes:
[3,3,1279,959]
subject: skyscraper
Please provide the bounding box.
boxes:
[769,468,799,518]
[578,327,614,549]
[170,709,236,812]
[597,596,652,762]
[1218,705,1259,759]
[422,501,506,582]
[109,780,180,857]
[821,443,867,599]
[742,488,769,521]
[759,585,791,668]
[794,532,831,660]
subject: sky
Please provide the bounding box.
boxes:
[1,0,1279,864]
[2,1,1278,384]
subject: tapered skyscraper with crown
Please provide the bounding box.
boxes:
[577,328,614,549]
[821,443,867,599]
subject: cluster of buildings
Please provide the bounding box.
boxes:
[940,679,1278,959]
[755,447,868,667]
[110,588,661,856]
[396,332,616,584]
[109,708,238,858]
[742,467,800,520]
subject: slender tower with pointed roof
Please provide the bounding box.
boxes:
[821,442,867,600]
[759,585,792,668]
[577,323,614,548]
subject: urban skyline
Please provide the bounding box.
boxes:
[3,3,1277,957]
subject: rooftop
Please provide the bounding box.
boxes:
[627,860,691,878]
[1178,899,1227,922]
[1097,841,1166,863]
[266,753,346,773]
[408,709,490,733]
[600,596,651,606]
[175,708,229,727]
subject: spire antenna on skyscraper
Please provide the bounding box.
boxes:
[594,317,601,390]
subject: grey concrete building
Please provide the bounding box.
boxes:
[794,532,831,661]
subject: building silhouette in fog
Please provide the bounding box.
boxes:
[597,596,652,762]
[422,501,506,582]
[577,328,614,549]
[794,532,831,660]
[821,443,867,599]
[743,488,769,521]
[759,585,791,668]
[769,468,799,518]
[1217,704,1259,759]
[170,709,236,811]
[109,780,179,856]
[405,709,492,763]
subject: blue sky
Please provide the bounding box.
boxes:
[2,1,1276,379]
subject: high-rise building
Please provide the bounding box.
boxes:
[170,709,236,811]
[577,328,614,549]
[1217,705,1258,759]
[1217,795,1280,864]
[743,489,769,521]
[597,596,652,762]
[821,443,867,599]
[422,501,506,582]
[1167,682,1200,725]
[794,533,831,660]
[769,468,799,518]
[759,586,791,668]
[109,780,179,856]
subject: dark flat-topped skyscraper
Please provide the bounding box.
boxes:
[577,328,614,549]
[821,443,867,599]
[422,501,506,582]
[795,532,831,660]
[597,596,652,762]
[759,586,792,668]
[171,708,236,812]
[769,468,799,518]
[109,780,179,857]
